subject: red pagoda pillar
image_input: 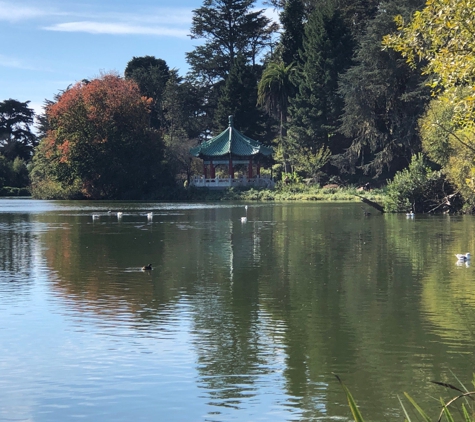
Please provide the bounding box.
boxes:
[203,162,208,179]
[210,161,216,178]
[229,155,234,179]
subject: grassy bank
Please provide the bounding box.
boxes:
[177,183,386,204]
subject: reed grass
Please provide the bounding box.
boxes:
[335,374,475,422]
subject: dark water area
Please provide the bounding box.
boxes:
[1,199,475,421]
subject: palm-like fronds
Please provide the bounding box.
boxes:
[257,61,295,121]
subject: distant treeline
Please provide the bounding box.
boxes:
[1,0,474,211]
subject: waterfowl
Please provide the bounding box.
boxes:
[147,212,153,220]
[361,206,371,216]
[241,205,248,222]
[117,212,123,218]
[92,214,99,220]
[455,253,471,261]
[406,211,415,218]
[142,264,153,271]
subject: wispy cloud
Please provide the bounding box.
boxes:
[0,1,57,22]
[0,1,191,38]
[110,8,193,26]
[44,21,189,38]
[0,54,38,70]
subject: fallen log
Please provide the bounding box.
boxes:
[355,194,385,213]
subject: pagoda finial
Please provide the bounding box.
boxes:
[228,115,233,127]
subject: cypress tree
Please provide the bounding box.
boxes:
[280,0,305,66]
[336,0,428,178]
[214,56,264,138]
[288,4,354,154]
[187,0,276,82]
[124,56,170,131]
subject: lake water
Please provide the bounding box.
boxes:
[1,199,475,422]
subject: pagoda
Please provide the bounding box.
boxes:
[189,116,274,189]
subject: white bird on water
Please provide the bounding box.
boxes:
[455,253,471,261]
[117,212,123,219]
[147,212,153,220]
[92,214,99,220]
[241,205,248,223]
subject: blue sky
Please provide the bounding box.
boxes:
[1,0,277,118]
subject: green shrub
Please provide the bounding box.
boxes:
[384,154,459,213]
[0,186,30,196]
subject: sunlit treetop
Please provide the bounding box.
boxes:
[48,73,153,135]
[383,0,475,128]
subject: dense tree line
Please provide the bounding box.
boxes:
[4,0,475,207]
[0,99,36,191]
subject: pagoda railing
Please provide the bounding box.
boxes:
[190,175,275,189]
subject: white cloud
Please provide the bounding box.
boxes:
[43,21,189,38]
[0,1,55,22]
[0,1,192,38]
[261,7,280,25]
[0,54,37,70]
[113,8,193,26]
[28,101,46,118]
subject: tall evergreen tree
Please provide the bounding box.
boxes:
[279,0,305,66]
[161,71,200,184]
[271,0,379,38]
[186,0,277,138]
[336,0,428,178]
[288,4,354,155]
[214,55,264,138]
[0,99,37,161]
[334,0,380,39]
[124,56,170,130]
[187,0,277,83]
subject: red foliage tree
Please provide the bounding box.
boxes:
[32,73,170,199]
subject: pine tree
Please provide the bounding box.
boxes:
[280,0,305,66]
[214,55,264,138]
[336,0,428,178]
[0,99,37,161]
[124,56,170,130]
[186,0,277,137]
[288,4,354,155]
[187,0,277,82]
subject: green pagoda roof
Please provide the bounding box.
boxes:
[190,116,273,158]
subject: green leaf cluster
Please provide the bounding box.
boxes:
[419,89,475,207]
[383,0,475,206]
[384,153,449,213]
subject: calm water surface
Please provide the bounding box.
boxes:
[1,199,475,422]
